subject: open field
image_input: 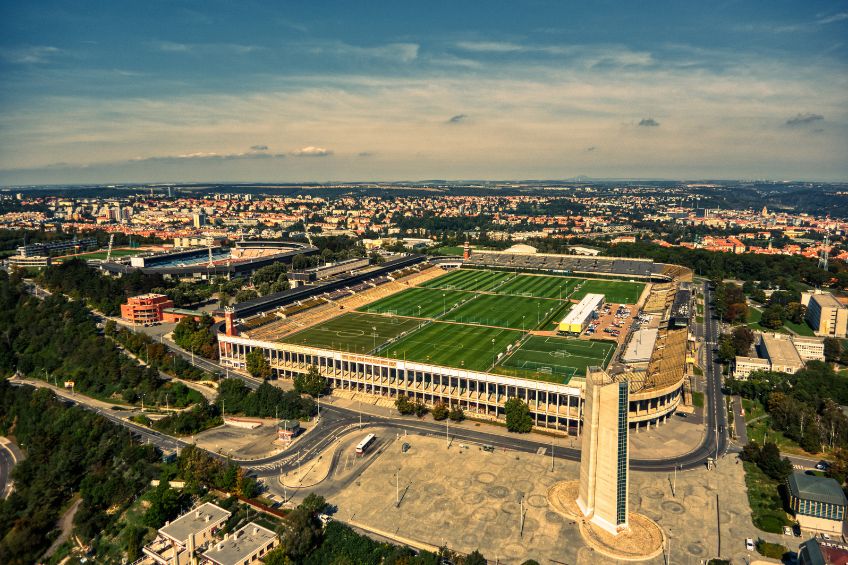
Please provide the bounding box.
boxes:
[494,273,581,299]
[358,287,475,319]
[281,312,424,353]
[378,321,523,371]
[493,336,616,383]
[445,293,569,330]
[419,268,514,292]
[570,278,645,304]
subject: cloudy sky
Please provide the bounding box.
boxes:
[0,0,846,184]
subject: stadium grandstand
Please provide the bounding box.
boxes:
[217,248,692,431]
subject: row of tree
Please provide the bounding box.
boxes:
[0,271,201,406]
[0,382,161,564]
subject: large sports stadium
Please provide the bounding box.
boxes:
[218,247,693,431]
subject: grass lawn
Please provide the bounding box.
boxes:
[783,319,815,336]
[492,336,615,383]
[379,322,524,372]
[419,268,515,292]
[570,279,645,304]
[493,274,580,300]
[742,461,792,533]
[741,398,766,423]
[358,287,476,319]
[445,293,569,330]
[746,416,819,457]
[691,391,704,408]
[281,312,423,353]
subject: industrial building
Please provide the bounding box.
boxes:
[577,367,630,535]
[733,332,824,379]
[758,333,804,374]
[805,291,848,338]
[787,471,848,535]
[558,293,605,335]
[142,502,231,565]
[120,293,174,325]
[288,257,371,287]
[201,522,278,565]
[100,240,317,280]
[732,356,771,380]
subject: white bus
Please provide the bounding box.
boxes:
[355,433,376,456]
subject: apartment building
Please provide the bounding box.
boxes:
[805,292,848,338]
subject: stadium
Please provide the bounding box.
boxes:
[98,240,317,279]
[217,247,694,431]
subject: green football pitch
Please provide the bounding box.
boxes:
[570,279,645,304]
[379,322,524,372]
[493,336,616,383]
[444,293,569,330]
[281,312,423,353]
[419,269,514,292]
[358,287,476,319]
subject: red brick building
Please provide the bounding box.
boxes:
[120,293,174,325]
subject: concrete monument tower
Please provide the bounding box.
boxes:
[576,366,630,535]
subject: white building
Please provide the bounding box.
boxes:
[733,356,771,380]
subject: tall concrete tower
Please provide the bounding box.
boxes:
[576,367,630,535]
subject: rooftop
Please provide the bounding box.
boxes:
[561,293,605,325]
[788,471,848,507]
[812,292,846,310]
[159,502,231,544]
[622,328,658,364]
[760,333,803,369]
[202,522,277,565]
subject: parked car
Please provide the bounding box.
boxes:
[745,538,755,551]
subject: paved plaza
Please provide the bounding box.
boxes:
[326,431,785,564]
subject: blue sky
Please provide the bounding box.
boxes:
[0,0,846,184]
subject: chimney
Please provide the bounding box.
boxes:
[195,510,201,518]
[205,515,211,523]
[463,241,470,260]
[224,307,238,337]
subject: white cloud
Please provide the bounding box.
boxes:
[291,146,333,157]
[818,12,848,24]
[309,42,419,63]
[0,46,60,64]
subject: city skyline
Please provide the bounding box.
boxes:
[1,0,847,184]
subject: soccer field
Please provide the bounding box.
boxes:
[58,248,143,260]
[419,268,514,292]
[281,312,423,353]
[570,279,645,304]
[494,274,581,299]
[493,336,616,384]
[358,287,475,319]
[444,293,569,330]
[380,322,524,372]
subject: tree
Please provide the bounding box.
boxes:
[395,395,415,415]
[760,305,785,330]
[730,326,755,356]
[824,338,842,363]
[414,401,428,417]
[463,550,488,565]
[246,349,272,380]
[431,401,449,421]
[504,397,533,433]
[293,365,327,397]
[449,405,465,422]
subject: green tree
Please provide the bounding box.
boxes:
[730,326,755,356]
[463,550,488,565]
[395,395,415,415]
[246,349,272,380]
[293,365,327,397]
[449,405,465,422]
[760,304,785,330]
[431,401,449,421]
[824,337,842,363]
[504,397,533,433]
